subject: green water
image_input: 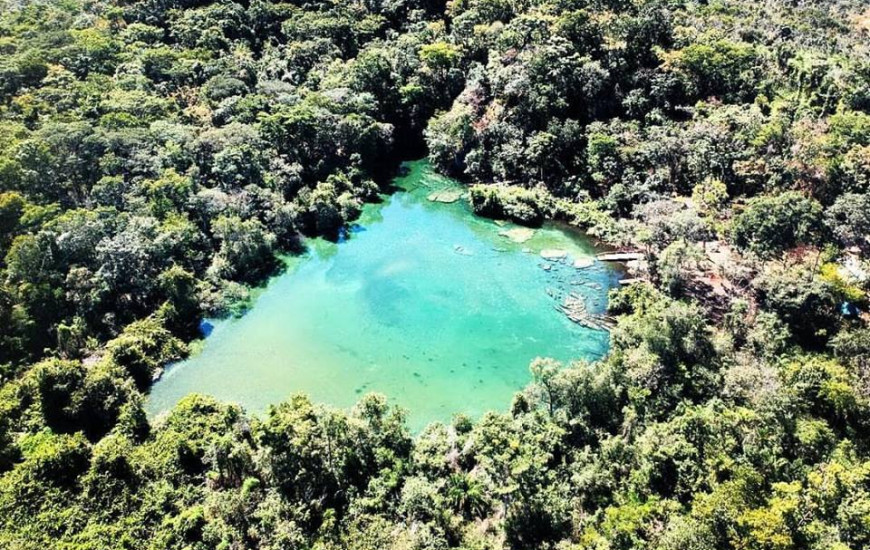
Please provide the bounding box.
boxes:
[147,161,620,429]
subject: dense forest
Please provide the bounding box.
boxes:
[1,0,870,548]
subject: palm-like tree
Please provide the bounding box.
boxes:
[445,472,489,519]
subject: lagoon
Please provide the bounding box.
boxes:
[147,161,621,430]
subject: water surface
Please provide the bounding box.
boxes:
[148,161,620,429]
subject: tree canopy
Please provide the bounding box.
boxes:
[1,0,870,548]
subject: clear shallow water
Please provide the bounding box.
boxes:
[147,161,620,430]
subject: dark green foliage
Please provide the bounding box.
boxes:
[754,263,842,347]
[0,0,869,549]
[609,285,720,418]
[672,39,762,103]
[732,192,825,259]
[826,192,870,249]
[105,313,187,389]
[469,185,551,226]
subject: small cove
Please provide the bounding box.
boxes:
[147,160,622,430]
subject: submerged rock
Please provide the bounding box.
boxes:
[556,292,615,331]
[573,257,594,269]
[499,227,536,243]
[427,189,464,203]
[454,244,473,256]
[540,249,568,260]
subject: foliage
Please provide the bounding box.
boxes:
[0,0,869,548]
[732,192,824,259]
[468,185,552,226]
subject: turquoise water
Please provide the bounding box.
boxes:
[147,161,620,429]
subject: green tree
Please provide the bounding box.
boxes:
[732,192,824,259]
